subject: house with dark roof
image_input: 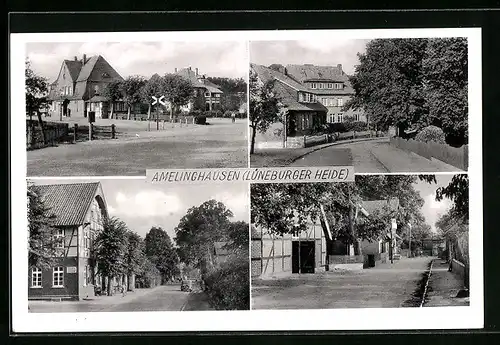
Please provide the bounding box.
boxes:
[174,67,223,111]
[251,63,329,149]
[28,182,108,301]
[47,54,124,119]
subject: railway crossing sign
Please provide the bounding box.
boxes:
[151,95,166,106]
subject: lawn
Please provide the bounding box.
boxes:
[27,118,248,176]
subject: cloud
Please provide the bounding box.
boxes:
[110,190,183,217]
[427,193,452,211]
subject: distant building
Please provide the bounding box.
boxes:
[47,54,125,119]
[28,182,108,301]
[174,67,224,111]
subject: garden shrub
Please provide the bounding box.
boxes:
[344,121,368,132]
[414,125,446,144]
[203,255,250,310]
[326,122,347,133]
[194,115,207,125]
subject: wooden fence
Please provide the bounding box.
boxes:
[26,120,69,150]
[70,123,117,141]
[389,137,468,170]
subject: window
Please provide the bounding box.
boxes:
[318,83,323,89]
[354,113,360,121]
[204,92,210,97]
[31,268,42,288]
[83,265,87,286]
[335,83,343,89]
[215,94,220,98]
[321,98,327,106]
[102,72,110,78]
[310,83,317,89]
[328,114,335,123]
[55,229,64,249]
[68,86,73,95]
[52,267,64,287]
[337,113,344,123]
[337,98,344,107]
[84,229,90,257]
[328,83,333,89]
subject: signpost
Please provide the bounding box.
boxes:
[152,96,166,131]
[391,218,397,264]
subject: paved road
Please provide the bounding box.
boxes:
[29,285,193,313]
[252,257,433,310]
[290,138,458,173]
[27,119,247,176]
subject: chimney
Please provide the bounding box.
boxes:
[175,68,177,73]
[82,54,87,64]
[74,56,77,61]
[337,64,342,71]
[195,68,199,76]
[188,66,192,71]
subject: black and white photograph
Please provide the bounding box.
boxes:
[249,38,468,173]
[25,40,249,176]
[27,179,250,312]
[251,174,469,309]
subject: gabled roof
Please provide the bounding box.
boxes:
[88,95,109,102]
[34,183,101,226]
[285,64,347,83]
[64,60,83,81]
[175,68,223,93]
[251,64,328,113]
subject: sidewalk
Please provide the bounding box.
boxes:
[424,260,470,307]
[29,286,162,312]
[370,143,461,172]
[251,137,386,167]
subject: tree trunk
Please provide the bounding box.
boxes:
[127,106,131,120]
[107,275,112,296]
[36,110,47,144]
[128,273,135,291]
[169,103,173,121]
[349,203,361,256]
[110,102,114,119]
[250,124,257,154]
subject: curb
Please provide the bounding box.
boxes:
[289,136,389,165]
[420,259,434,308]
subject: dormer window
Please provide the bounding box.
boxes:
[310,83,317,89]
[334,83,343,89]
[299,92,315,103]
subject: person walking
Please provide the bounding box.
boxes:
[231,112,236,123]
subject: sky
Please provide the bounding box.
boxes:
[413,174,457,233]
[250,39,371,75]
[32,179,249,241]
[26,41,248,82]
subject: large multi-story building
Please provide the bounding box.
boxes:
[47,54,125,119]
[28,182,108,301]
[174,67,224,111]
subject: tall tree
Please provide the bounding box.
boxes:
[144,227,179,283]
[249,68,283,154]
[435,174,469,221]
[162,74,194,120]
[175,200,233,273]
[26,59,49,144]
[422,38,468,146]
[206,77,247,94]
[124,231,144,291]
[120,75,146,120]
[27,183,58,269]
[141,74,164,123]
[101,80,123,119]
[345,38,428,135]
[94,217,129,296]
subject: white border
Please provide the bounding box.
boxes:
[11,28,483,332]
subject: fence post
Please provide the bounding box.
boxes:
[111,124,116,139]
[73,124,78,143]
[89,123,93,141]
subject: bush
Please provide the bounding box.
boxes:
[415,125,446,144]
[326,122,347,133]
[203,256,249,310]
[344,121,368,132]
[194,115,207,125]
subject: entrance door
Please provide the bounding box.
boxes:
[292,241,316,274]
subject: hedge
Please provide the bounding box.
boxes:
[203,255,249,310]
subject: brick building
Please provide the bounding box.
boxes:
[47,54,125,119]
[28,182,108,301]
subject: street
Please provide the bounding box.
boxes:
[27,118,247,176]
[290,138,459,172]
[28,285,209,313]
[251,257,433,310]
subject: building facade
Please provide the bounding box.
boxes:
[174,67,224,112]
[28,182,108,301]
[47,54,125,119]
